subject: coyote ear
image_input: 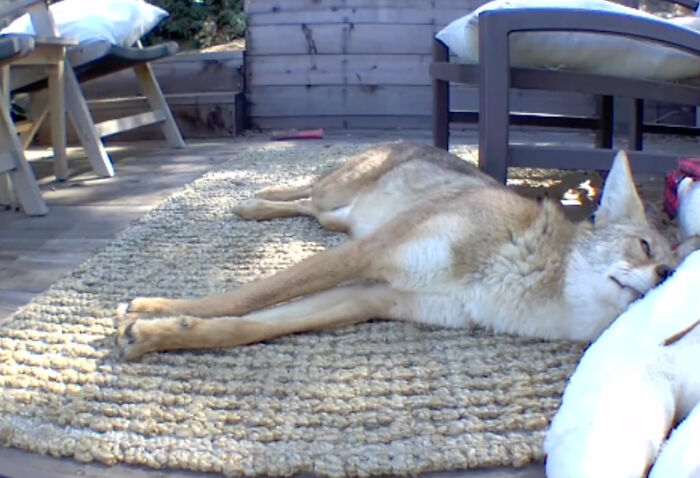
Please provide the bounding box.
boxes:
[594,151,648,227]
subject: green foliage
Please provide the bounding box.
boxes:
[144,0,245,49]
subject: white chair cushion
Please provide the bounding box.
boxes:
[436,0,700,81]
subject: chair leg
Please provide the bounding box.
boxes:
[596,95,613,149]
[48,54,68,180]
[0,174,15,208]
[432,40,449,150]
[0,89,47,216]
[133,62,185,149]
[478,31,509,183]
[64,65,114,178]
[433,78,449,150]
[629,99,643,151]
[20,91,50,150]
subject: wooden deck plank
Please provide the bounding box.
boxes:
[0,255,94,293]
[0,139,236,322]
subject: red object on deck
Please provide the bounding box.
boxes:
[270,128,324,140]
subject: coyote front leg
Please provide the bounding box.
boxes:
[117,283,416,360]
[128,238,380,318]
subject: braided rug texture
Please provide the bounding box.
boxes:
[0,142,585,477]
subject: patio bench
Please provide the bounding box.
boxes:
[430,0,700,183]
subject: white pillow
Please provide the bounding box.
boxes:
[436,0,700,81]
[1,0,169,47]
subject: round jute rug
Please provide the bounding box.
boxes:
[0,142,585,477]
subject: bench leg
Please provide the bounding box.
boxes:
[432,40,449,150]
[433,77,449,150]
[478,35,509,183]
[596,95,613,149]
[64,65,114,178]
[629,99,643,151]
[134,62,185,149]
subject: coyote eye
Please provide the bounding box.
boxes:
[640,238,652,258]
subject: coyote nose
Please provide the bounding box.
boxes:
[655,264,673,282]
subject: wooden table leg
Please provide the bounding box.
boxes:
[47,50,67,180]
[0,64,16,206]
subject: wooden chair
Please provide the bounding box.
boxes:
[430,0,700,183]
[2,0,185,181]
[10,39,185,181]
[0,0,77,215]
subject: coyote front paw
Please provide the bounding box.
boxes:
[127,296,183,316]
[115,314,200,360]
[115,317,159,360]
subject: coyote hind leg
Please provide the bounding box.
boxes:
[233,197,315,220]
[232,197,351,232]
[256,183,312,201]
[127,237,374,318]
[117,283,415,359]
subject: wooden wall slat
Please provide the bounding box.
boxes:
[247,7,471,26]
[247,24,438,55]
[247,54,432,86]
[245,0,482,15]
[248,85,595,117]
[251,115,433,130]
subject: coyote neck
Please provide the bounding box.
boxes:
[454,201,587,339]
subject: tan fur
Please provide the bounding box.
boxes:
[116,144,677,359]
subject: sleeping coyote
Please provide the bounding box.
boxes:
[117,143,676,359]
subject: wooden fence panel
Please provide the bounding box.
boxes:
[245,0,482,15]
[244,0,606,130]
[248,6,473,26]
[248,85,595,117]
[247,54,432,86]
[247,24,437,55]
[251,115,433,130]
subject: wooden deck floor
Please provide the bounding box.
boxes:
[1,129,698,478]
[0,139,243,321]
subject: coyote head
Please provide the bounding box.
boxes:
[566,151,676,340]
